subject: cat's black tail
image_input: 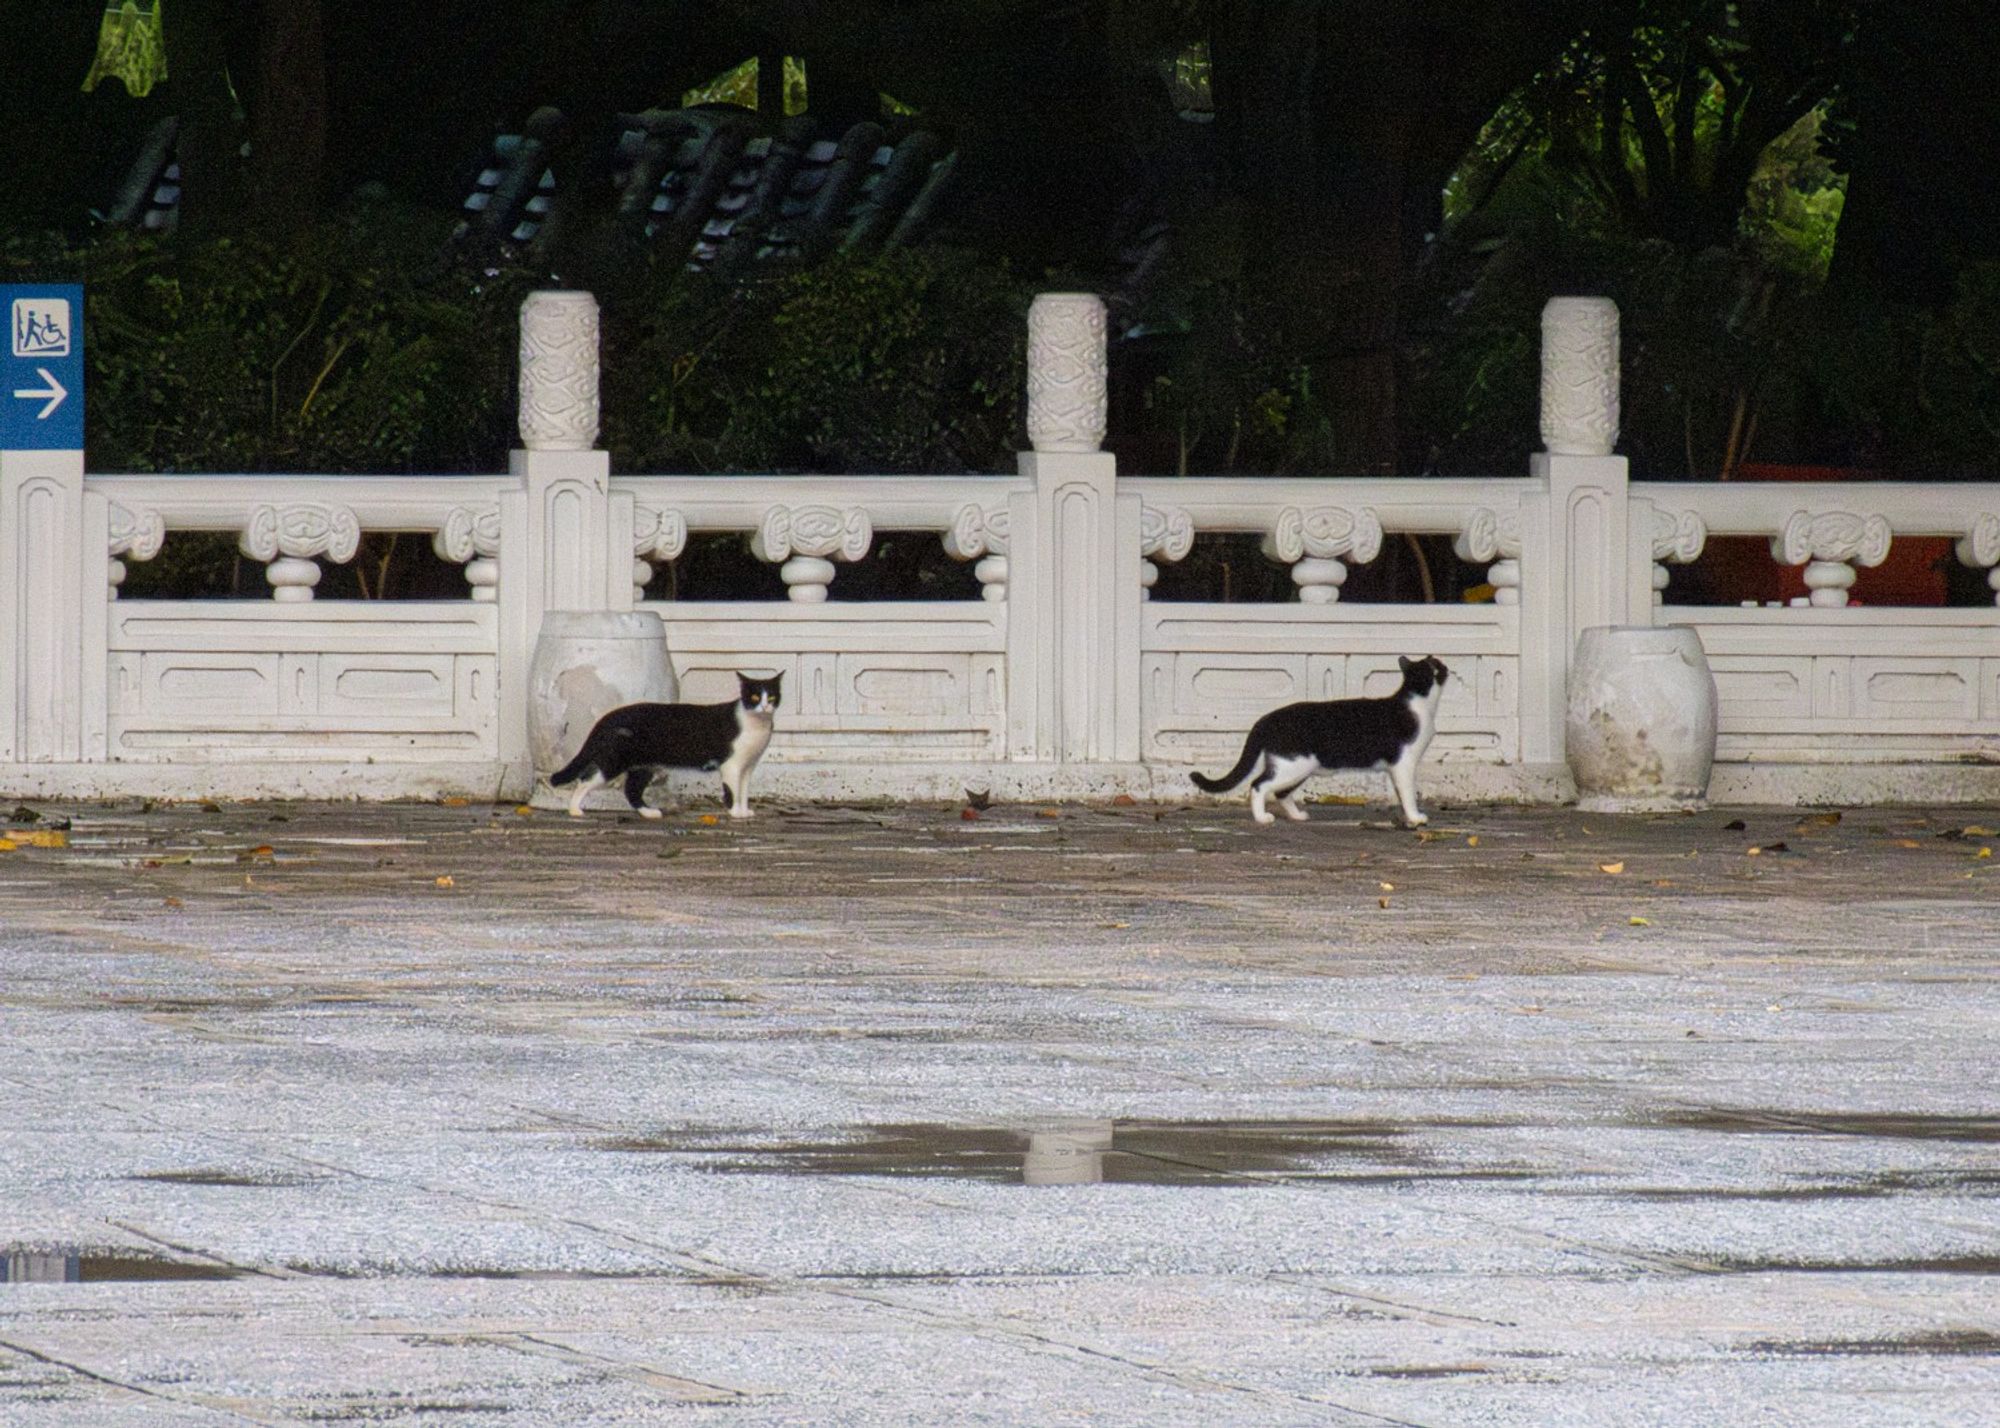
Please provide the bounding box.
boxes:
[548,742,596,787]
[1191,741,1262,793]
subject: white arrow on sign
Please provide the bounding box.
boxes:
[12,367,68,420]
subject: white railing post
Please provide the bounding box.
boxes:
[1011,292,1140,764]
[502,290,622,789]
[0,449,95,763]
[1520,296,1634,774]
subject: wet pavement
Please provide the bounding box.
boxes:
[0,795,1996,1424]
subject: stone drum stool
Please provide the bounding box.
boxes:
[529,611,679,792]
[1566,625,1719,812]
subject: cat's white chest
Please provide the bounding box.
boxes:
[730,710,773,765]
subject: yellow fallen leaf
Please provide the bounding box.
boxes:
[0,839,17,852]
[1980,847,1993,860]
[1747,846,1763,856]
[514,805,535,817]
[1894,839,1923,849]
[1629,916,1651,926]
[162,896,183,909]
[1466,835,1479,847]
[434,875,454,889]
[699,814,720,826]
[1037,807,1063,819]
[1377,897,1391,909]
[1599,861,1625,875]
[23,830,66,848]
[440,796,470,808]
[1963,825,1997,837]
[1378,881,1395,892]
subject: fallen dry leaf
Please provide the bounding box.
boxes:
[0,839,17,852]
[699,814,720,826]
[1966,825,1998,838]
[1101,921,1131,929]
[1599,861,1625,875]
[440,796,470,808]
[162,896,183,909]
[1747,846,1763,856]
[434,875,454,889]
[1466,835,1480,848]
[20,830,67,849]
[960,807,981,821]
[1629,916,1651,927]
[1894,839,1923,849]
[1037,807,1063,819]
[514,805,535,817]
[1766,1003,1783,1012]
[1378,881,1395,892]
[1980,847,1993,860]
[1112,793,1137,807]
[1377,897,1391,909]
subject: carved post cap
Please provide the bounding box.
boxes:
[1026,292,1108,454]
[518,290,602,451]
[1540,296,1621,457]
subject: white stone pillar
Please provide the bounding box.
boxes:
[501,290,621,795]
[0,449,91,762]
[1011,291,1139,763]
[1520,296,1633,775]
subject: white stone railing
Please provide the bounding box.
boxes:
[3,288,1997,804]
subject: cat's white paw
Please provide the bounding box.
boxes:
[729,807,753,820]
[566,806,586,819]
[1252,809,1276,825]
[638,807,663,821]
[1284,804,1310,822]
[1405,812,1429,827]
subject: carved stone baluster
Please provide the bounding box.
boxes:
[518,291,601,451]
[107,502,165,599]
[1957,513,2000,606]
[433,505,504,601]
[944,503,1010,601]
[751,505,873,603]
[1540,296,1620,456]
[632,504,688,602]
[240,503,361,603]
[1263,505,1383,605]
[1649,507,1707,605]
[1139,504,1193,599]
[1773,510,1890,608]
[1026,293,1108,454]
[1453,508,1523,606]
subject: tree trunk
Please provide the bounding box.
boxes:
[247,0,327,230]
[1207,1,1553,474]
[159,0,249,238]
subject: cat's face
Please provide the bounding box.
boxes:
[736,673,783,715]
[1397,655,1450,693]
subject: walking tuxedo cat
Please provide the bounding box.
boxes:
[549,673,782,819]
[1192,656,1449,826]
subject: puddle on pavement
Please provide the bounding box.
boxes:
[1655,1109,2000,1141]
[1748,1329,2000,1357]
[3,1250,243,1282]
[1717,1255,2000,1276]
[598,1119,1511,1186]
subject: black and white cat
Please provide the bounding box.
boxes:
[1191,655,1449,826]
[549,673,782,820]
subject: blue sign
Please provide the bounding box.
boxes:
[1,284,84,451]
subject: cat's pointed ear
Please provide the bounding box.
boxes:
[771,670,784,688]
[1398,655,1416,673]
